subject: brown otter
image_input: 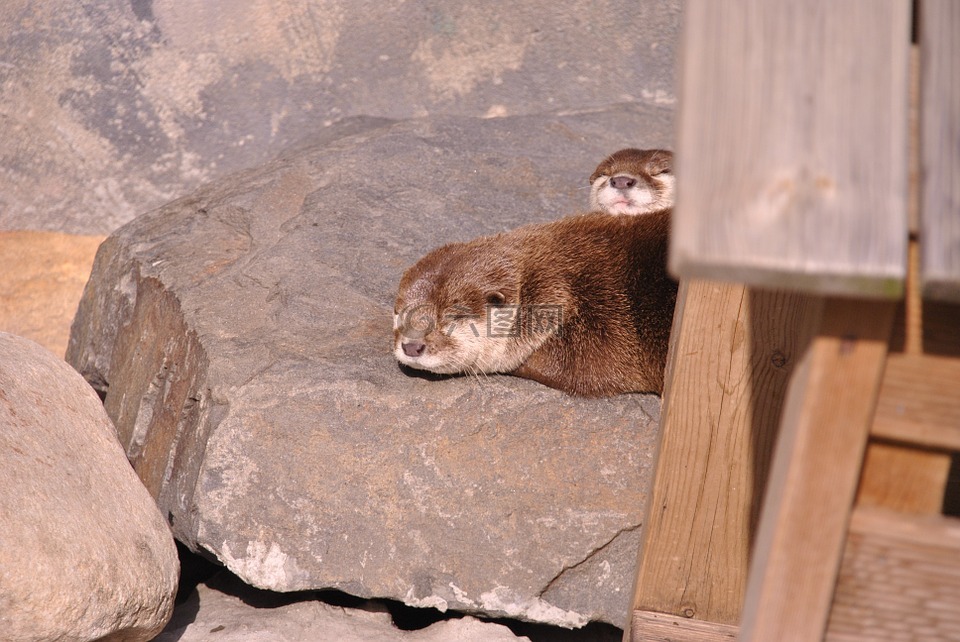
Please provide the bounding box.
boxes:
[589,148,674,215]
[393,211,676,397]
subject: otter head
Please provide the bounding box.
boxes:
[394,239,543,376]
[589,148,674,216]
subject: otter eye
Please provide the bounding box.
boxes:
[486,291,506,306]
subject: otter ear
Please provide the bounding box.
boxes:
[652,153,673,175]
[486,291,506,306]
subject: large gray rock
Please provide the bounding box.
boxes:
[0,0,680,235]
[0,332,178,642]
[67,107,672,628]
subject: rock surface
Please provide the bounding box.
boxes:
[157,572,531,642]
[0,0,680,234]
[0,231,104,357]
[67,107,672,628]
[0,332,178,641]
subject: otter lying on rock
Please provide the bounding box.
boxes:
[393,211,676,397]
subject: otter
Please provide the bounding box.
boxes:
[589,148,674,215]
[393,211,676,397]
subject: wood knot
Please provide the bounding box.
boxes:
[770,350,788,368]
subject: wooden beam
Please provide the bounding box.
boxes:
[630,610,737,642]
[671,0,911,298]
[920,0,960,301]
[739,298,896,641]
[627,280,819,632]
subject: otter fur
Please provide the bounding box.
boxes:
[393,211,676,397]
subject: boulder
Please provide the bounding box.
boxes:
[0,332,178,641]
[156,572,531,642]
[67,106,672,628]
[0,231,104,358]
[0,0,680,234]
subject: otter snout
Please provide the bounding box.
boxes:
[610,175,637,190]
[401,341,426,357]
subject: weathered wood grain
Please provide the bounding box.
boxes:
[739,298,896,641]
[628,280,819,630]
[671,0,911,298]
[826,507,960,641]
[630,610,738,642]
[920,0,960,300]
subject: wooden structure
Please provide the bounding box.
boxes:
[626,1,960,640]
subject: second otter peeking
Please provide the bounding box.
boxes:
[589,148,674,216]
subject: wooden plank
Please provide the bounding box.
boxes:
[826,507,960,641]
[856,441,950,514]
[860,235,954,512]
[873,353,960,450]
[628,280,819,630]
[630,610,738,642]
[671,0,911,298]
[739,298,896,642]
[920,0,960,301]
[873,238,960,449]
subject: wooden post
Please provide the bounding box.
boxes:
[629,1,913,638]
[627,281,819,640]
[739,298,896,641]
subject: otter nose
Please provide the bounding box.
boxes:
[610,175,636,190]
[402,341,426,357]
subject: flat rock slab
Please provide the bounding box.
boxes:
[0,332,178,641]
[68,108,672,628]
